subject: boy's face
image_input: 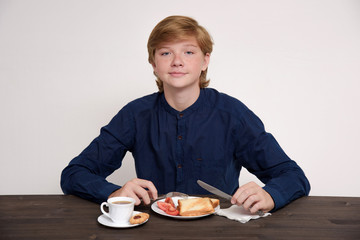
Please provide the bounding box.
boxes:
[152,36,210,92]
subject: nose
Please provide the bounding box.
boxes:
[171,53,183,67]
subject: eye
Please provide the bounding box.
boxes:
[160,52,170,56]
[185,51,194,55]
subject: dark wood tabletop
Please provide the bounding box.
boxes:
[0,195,359,240]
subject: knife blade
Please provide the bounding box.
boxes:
[197,180,265,216]
[197,180,232,200]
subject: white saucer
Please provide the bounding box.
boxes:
[97,211,148,228]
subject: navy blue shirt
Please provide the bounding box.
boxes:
[61,88,310,211]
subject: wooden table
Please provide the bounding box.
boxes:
[0,195,359,239]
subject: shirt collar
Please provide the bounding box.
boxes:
[160,88,205,118]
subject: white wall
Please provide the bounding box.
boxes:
[1,0,359,197]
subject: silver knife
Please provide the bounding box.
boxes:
[197,180,265,216]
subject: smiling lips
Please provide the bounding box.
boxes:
[169,72,186,77]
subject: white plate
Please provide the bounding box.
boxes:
[151,196,219,219]
[97,211,148,228]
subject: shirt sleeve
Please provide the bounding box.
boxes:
[60,105,135,204]
[235,108,311,211]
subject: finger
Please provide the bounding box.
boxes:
[231,181,255,204]
[231,184,251,204]
[147,190,157,201]
[126,191,142,205]
[126,183,151,205]
[110,187,142,205]
[134,179,158,201]
[120,180,149,205]
[248,202,263,214]
[119,178,158,205]
[231,188,242,205]
[233,186,258,206]
[130,179,158,205]
[242,194,260,211]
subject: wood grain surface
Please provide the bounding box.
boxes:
[0,195,359,239]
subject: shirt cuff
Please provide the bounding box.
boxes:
[263,185,286,212]
[96,183,121,204]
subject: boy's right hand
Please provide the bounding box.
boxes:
[108,178,158,205]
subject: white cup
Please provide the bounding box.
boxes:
[100,197,135,224]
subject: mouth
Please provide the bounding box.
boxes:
[169,72,186,77]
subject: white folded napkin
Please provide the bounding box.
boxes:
[215,205,271,223]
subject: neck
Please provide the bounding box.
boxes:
[163,87,200,112]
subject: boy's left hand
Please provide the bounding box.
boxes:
[231,181,274,213]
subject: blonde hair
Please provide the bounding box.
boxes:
[147,16,213,92]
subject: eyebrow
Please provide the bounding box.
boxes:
[183,44,198,47]
[157,44,199,49]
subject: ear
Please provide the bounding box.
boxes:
[201,53,210,71]
[151,62,158,76]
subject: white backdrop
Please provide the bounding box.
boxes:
[1,0,359,197]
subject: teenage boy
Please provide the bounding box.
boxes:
[61,15,310,213]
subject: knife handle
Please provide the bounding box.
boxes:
[257,210,265,216]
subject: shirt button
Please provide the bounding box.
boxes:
[179,113,184,118]
[178,135,182,140]
[177,164,182,168]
